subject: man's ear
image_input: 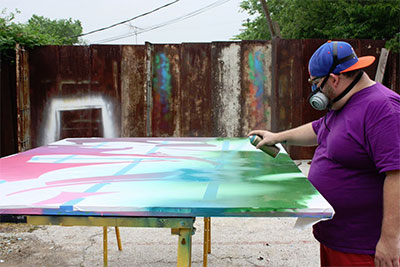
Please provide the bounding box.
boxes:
[329,73,340,88]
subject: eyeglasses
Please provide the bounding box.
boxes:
[308,76,325,91]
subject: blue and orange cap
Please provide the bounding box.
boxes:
[308,41,375,77]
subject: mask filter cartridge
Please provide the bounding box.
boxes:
[309,91,330,111]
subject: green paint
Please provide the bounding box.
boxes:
[248,52,255,80]
[4,137,330,218]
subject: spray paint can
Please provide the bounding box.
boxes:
[249,135,280,158]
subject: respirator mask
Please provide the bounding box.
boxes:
[307,70,364,111]
[308,76,330,110]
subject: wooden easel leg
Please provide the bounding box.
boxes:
[207,218,211,254]
[115,227,122,251]
[203,217,211,267]
[103,226,108,267]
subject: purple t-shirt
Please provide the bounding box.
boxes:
[308,82,400,255]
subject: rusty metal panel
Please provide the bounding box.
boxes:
[28,46,58,147]
[297,39,331,159]
[151,44,181,137]
[57,46,91,85]
[274,39,298,156]
[89,45,122,138]
[59,108,103,139]
[180,43,212,136]
[28,45,122,147]
[121,45,147,137]
[29,46,93,147]
[343,39,380,79]
[0,54,18,156]
[386,50,399,93]
[211,42,242,137]
[15,44,31,152]
[240,41,273,135]
[273,39,320,159]
[274,39,295,130]
[353,39,399,93]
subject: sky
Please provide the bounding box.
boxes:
[2,0,253,45]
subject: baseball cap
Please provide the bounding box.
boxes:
[309,41,375,77]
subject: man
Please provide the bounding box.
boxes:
[249,41,400,267]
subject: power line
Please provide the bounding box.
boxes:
[96,0,230,43]
[74,0,179,38]
[95,0,231,44]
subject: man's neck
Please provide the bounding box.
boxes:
[331,72,376,110]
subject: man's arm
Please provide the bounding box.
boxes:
[375,169,400,267]
[248,122,318,148]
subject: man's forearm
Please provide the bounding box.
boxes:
[277,122,318,147]
[381,170,400,241]
[375,170,400,266]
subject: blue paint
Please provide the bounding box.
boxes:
[178,169,212,182]
[113,142,165,175]
[155,53,172,115]
[93,142,108,148]
[202,140,231,200]
[30,156,40,161]
[113,160,143,176]
[60,183,110,209]
[85,183,109,193]
[54,155,76,163]
[249,51,266,112]
[60,141,169,208]
[254,51,264,93]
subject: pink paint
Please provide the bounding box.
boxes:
[0,141,217,183]
[7,171,179,196]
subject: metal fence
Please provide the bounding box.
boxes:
[2,39,398,159]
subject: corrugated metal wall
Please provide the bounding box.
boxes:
[25,41,275,145]
[3,39,398,159]
[1,54,18,157]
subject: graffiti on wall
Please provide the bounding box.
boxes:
[248,51,267,128]
[152,52,173,132]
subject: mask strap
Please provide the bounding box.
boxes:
[328,42,356,74]
[332,70,363,103]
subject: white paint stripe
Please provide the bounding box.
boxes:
[40,96,116,145]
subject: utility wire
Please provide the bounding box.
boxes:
[95,0,231,44]
[73,0,179,38]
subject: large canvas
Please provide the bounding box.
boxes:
[0,138,332,218]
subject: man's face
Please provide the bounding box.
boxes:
[309,75,335,100]
[321,81,335,100]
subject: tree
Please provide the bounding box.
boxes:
[235,0,400,52]
[0,9,84,60]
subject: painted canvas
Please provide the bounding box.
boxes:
[0,138,333,218]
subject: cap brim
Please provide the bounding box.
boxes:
[341,56,375,73]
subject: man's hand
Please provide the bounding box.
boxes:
[247,130,282,149]
[247,122,318,147]
[375,236,400,267]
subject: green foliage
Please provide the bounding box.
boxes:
[235,0,400,52]
[0,9,84,60]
